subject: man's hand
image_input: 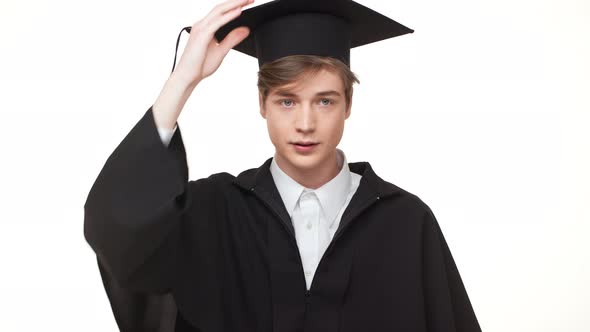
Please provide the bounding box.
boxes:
[153,0,254,130]
[174,0,254,87]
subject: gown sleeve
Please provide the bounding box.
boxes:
[421,206,482,332]
[84,105,192,293]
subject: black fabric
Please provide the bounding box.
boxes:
[254,13,351,67]
[84,106,481,332]
[98,257,178,332]
[213,0,414,67]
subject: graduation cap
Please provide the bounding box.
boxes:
[171,0,413,73]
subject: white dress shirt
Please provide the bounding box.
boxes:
[157,126,362,290]
[269,150,361,290]
[157,125,177,147]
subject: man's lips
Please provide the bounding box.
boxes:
[291,142,319,153]
[292,141,319,146]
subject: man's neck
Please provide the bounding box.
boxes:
[273,150,341,189]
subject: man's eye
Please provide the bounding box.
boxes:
[281,100,294,107]
[320,98,333,106]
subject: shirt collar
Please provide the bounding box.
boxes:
[270,149,353,228]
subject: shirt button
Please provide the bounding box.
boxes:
[305,270,312,276]
[306,223,312,230]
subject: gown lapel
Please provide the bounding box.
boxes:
[232,157,401,332]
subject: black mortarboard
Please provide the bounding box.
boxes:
[213,0,413,67]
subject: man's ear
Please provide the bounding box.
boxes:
[259,92,267,119]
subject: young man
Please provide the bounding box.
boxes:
[84,0,482,331]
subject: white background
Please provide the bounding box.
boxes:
[1,0,588,330]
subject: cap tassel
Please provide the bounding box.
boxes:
[171,26,192,74]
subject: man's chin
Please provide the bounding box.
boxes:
[277,152,320,170]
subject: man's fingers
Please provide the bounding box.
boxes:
[191,0,253,45]
[212,0,253,17]
[203,0,253,27]
[215,26,250,56]
[203,5,249,39]
[190,6,239,46]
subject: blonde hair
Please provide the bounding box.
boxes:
[257,55,360,109]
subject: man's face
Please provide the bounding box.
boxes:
[260,68,351,175]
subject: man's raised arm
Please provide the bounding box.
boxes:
[83,0,254,292]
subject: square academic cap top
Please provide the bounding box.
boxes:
[214,0,414,67]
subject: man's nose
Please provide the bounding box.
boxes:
[295,104,315,133]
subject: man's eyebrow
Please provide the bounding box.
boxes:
[273,91,298,97]
[315,90,342,97]
[272,90,342,97]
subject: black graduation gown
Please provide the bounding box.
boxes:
[84,106,481,332]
